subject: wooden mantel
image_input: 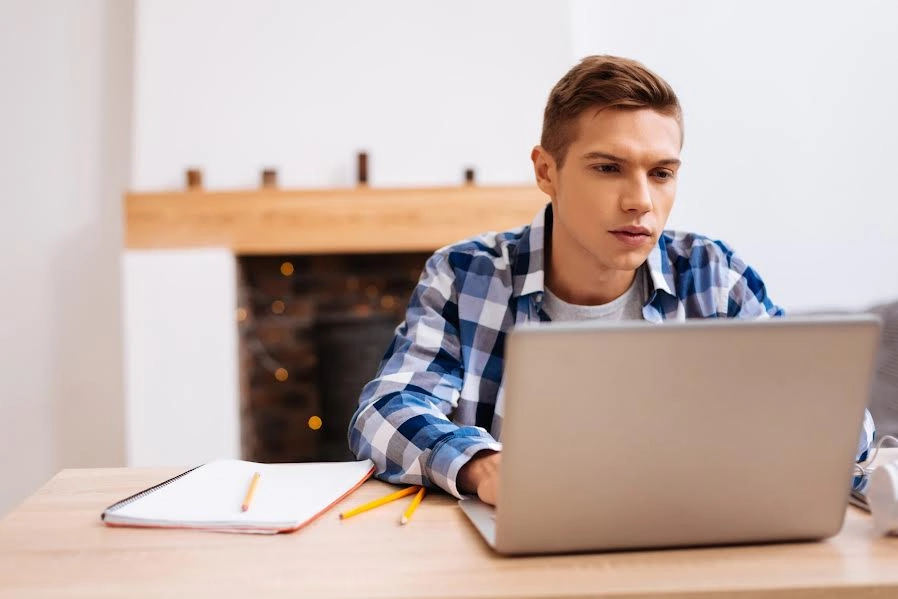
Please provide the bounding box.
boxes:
[124,185,549,255]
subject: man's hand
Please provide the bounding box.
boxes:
[457,450,501,505]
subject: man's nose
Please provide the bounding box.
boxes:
[620,175,653,213]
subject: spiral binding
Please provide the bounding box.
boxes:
[101,464,203,518]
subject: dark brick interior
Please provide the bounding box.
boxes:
[237,253,430,463]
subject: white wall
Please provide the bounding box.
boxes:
[0,0,132,515]
[571,0,898,312]
[132,0,573,189]
[123,249,240,466]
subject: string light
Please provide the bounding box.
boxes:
[352,304,372,317]
[280,261,295,277]
[308,416,322,431]
[274,368,289,382]
[271,300,286,314]
[236,307,248,322]
[380,296,397,310]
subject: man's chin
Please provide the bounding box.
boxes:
[610,249,652,271]
[587,243,652,273]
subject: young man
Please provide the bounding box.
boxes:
[348,55,875,505]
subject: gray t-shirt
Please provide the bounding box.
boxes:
[542,266,648,322]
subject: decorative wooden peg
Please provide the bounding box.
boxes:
[261,168,278,188]
[464,168,476,185]
[357,152,368,186]
[185,168,203,190]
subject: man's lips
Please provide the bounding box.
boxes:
[610,226,653,247]
[610,226,651,236]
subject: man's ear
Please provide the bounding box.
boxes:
[531,146,557,199]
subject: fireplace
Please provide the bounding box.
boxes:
[238,252,432,463]
[122,182,545,468]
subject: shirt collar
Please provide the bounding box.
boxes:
[512,203,677,301]
[645,235,676,299]
[511,203,549,298]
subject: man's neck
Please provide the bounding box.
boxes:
[547,266,636,306]
[546,236,638,306]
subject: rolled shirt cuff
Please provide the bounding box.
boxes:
[426,427,502,499]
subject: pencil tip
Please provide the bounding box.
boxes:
[400,516,409,525]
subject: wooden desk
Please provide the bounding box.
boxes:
[2,451,898,599]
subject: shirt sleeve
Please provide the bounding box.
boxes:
[716,242,785,318]
[857,408,876,462]
[348,252,502,498]
[853,409,877,492]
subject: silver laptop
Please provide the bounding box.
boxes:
[459,315,881,555]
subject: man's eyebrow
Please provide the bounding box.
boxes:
[581,151,626,162]
[581,151,681,167]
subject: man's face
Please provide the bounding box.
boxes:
[534,107,682,277]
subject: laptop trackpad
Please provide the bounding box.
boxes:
[459,497,496,547]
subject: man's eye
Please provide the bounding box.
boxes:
[593,164,620,174]
[652,169,674,180]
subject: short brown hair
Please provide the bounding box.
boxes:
[540,55,683,167]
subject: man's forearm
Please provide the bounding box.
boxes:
[349,390,502,497]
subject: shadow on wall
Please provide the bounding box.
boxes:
[52,226,126,469]
[52,0,132,470]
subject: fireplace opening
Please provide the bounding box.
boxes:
[238,252,431,463]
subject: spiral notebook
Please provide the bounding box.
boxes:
[101,458,375,534]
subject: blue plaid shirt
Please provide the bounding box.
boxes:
[349,203,875,497]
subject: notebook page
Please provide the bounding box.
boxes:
[250,461,375,525]
[108,459,373,528]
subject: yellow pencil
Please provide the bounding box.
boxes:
[339,485,420,520]
[241,471,261,512]
[400,486,426,525]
